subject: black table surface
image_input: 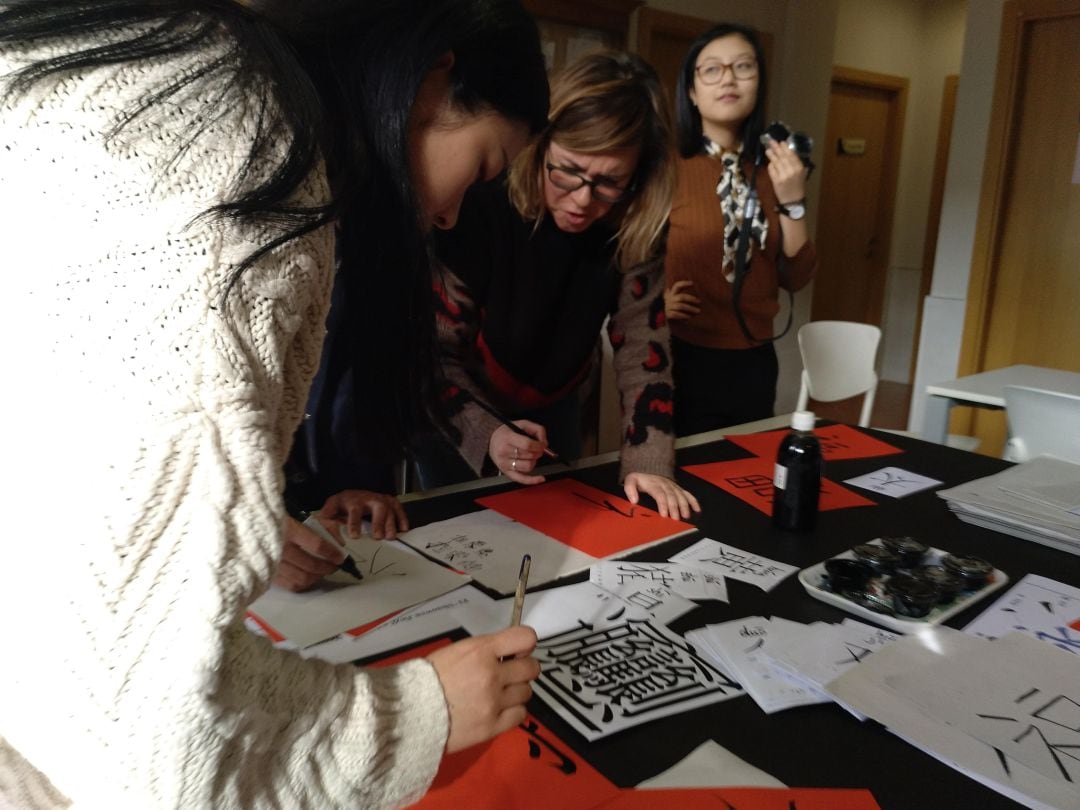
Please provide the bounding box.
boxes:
[401,426,1076,810]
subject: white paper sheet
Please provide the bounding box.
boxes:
[844,466,943,497]
[248,536,469,647]
[964,574,1080,655]
[398,509,596,594]
[767,619,898,694]
[636,740,786,789]
[887,632,1080,788]
[826,627,1078,810]
[531,616,744,741]
[302,584,497,665]
[591,560,728,602]
[669,538,798,592]
[687,617,829,714]
[454,580,694,639]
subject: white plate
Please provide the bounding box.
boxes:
[798,541,1009,634]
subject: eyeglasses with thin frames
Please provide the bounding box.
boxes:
[545,163,634,204]
[695,58,758,85]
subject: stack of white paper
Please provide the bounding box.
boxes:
[686,617,830,714]
[937,456,1080,555]
[827,629,1080,810]
[686,616,898,716]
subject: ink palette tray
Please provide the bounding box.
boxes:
[798,538,1009,634]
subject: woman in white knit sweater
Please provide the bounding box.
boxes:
[0,1,548,807]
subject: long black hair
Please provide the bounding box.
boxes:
[0,0,549,459]
[675,22,767,164]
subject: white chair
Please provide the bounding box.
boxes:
[796,321,881,427]
[1002,384,1080,463]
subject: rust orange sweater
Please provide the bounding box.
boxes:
[664,153,817,349]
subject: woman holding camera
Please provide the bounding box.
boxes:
[664,23,817,436]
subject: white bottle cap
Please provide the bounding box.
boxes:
[791,410,816,431]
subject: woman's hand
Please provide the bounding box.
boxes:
[664,279,701,321]
[428,626,540,753]
[765,138,808,208]
[320,489,408,540]
[489,420,549,485]
[274,515,347,592]
[623,473,701,520]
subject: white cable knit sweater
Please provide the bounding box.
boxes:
[0,33,448,810]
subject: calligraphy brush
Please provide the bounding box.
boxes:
[464,392,569,467]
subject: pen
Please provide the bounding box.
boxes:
[509,554,531,627]
[302,514,363,582]
[466,394,567,466]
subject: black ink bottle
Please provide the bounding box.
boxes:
[772,410,822,532]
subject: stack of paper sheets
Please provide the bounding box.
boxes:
[937,456,1080,555]
[827,628,1080,810]
[686,617,897,716]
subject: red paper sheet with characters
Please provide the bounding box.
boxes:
[475,478,694,558]
[682,457,875,516]
[727,424,902,462]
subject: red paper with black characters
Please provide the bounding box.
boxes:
[475,478,694,558]
[682,457,875,515]
[727,423,902,462]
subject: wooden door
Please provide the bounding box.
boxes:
[635,7,718,114]
[811,68,907,327]
[958,0,1080,455]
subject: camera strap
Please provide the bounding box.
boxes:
[730,160,795,345]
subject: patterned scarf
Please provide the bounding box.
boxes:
[705,139,768,282]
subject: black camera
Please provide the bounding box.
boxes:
[759,121,815,174]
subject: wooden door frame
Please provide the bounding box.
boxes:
[956,0,1080,383]
[523,0,642,38]
[909,74,959,381]
[818,66,908,327]
[635,5,715,52]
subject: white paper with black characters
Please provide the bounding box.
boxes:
[669,537,798,592]
[766,619,898,693]
[887,632,1080,791]
[531,617,744,741]
[844,467,943,498]
[965,573,1080,655]
[590,560,728,603]
[827,627,1080,810]
[687,617,829,714]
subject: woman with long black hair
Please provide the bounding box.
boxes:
[0,1,547,806]
[663,23,817,435]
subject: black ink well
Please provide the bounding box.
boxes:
[772,410,823,532]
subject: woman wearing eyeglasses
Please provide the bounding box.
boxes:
[428,50,700,519]
[663,24,817,436]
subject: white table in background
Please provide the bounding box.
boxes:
[922,364,1080,444]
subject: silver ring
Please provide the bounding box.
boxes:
[513,447,519,459]
[511,459,518,471]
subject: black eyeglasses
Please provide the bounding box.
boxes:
[695,58,758,85]
[545,163,634,204]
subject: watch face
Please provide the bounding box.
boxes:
[784,202,806,220]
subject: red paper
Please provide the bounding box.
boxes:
[408,715,620,810]
[682,457,876,515]
[727,424,902,462]
[475,478,694,558]
[245,611,285,643]
[595,787,880,809]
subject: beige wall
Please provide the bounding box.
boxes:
[909,0,1006,434]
